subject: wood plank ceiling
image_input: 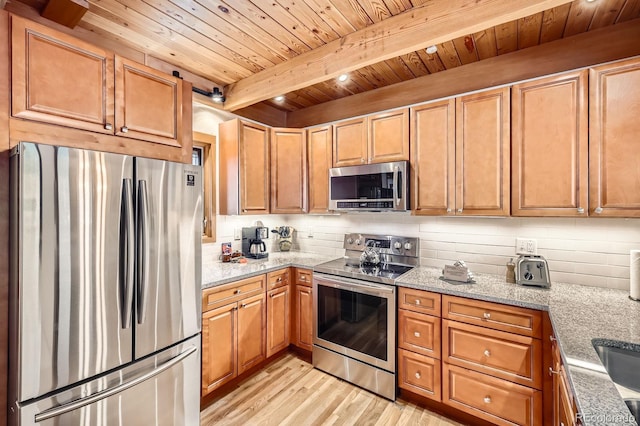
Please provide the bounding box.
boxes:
[5,0,640,114]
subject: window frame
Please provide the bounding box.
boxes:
[193,131,216,243]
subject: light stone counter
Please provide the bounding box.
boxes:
[396,266,640,426]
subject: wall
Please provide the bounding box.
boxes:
[205,214,640,291]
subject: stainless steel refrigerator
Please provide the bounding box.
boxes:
[8,142,202,425]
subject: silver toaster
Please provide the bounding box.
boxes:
[516,255,551,288]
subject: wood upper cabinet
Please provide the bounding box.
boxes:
[266,284,290,358]
[411,89,509,216]
[271,128,306,214]
[455,88,510,216]
[219,119,270,215]
[333,117,367,167]
[11,15,187,154]
[11,15,114,134]
[333,108,409,167]
[307,125,333,213]
[114,56,182,146]
[590,57,640,217]
[511,71,588,217]
[410,99,455,215]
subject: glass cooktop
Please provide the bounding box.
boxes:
[313,258,414,285]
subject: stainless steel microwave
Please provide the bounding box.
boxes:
[329,161,409,212]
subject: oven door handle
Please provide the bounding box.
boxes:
[314,274,395,296]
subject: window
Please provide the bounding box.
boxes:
[193,132,216,243]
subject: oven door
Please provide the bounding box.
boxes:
[313,273,395,372]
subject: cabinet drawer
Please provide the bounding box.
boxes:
[398,309,441,359]
[443,363,542,426]
[267,268,290,290]
[442,295,541,337]
[398,348,441,402]
[443,320,542,389]
[398,287,441,316]
[295,268,312,287]
[202,274,265,312]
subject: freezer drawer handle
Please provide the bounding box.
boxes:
[34,345,198,423]
[121,179,135,329]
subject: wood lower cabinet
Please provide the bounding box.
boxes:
[219,119,270,215]
[511,71,588,216]
[589,57,640,217]
[398,308,441,359]
[271,128,306,213]
[398,348,442,401]
[333,108,408,166]
[552,337,578,426]
[266,269,291,357]
[11,15,188,158]
[201,275,266,397]
[411,88,509,216]
[292,268,313,351]
[307,125,333,213]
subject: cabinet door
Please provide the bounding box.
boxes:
[267,285,291,358]
[398,348,441,402]
[237,293,266,374]
[271,128,306,213]
[333,117,367,166]
[512,71,588,216]
[410,100,455,215]
[307,125,333,213]
[368,108,409,163]
[294,284,313,351]
[456,88,510,216]
[590,58,640,217]
[115,56,182,146]
[11,15,114,134]
[240,121,270,214]
[202,302,236,395]
[552,341,577,426]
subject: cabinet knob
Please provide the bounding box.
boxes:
[414,331,421,338]
[595,207,603,214]
[484,349,491,357]
[270,294,274,298]
[457,208,463,213]
[577,207,585,214]
[240,303,247,308]
[483,312,491,320]
[104,123,113,130]
[483,396,491,404]
[446,208,452,213]
[121,126,129,133]
[234,289,241,295]
[415,299,421,305]
[415,372,421,379]
[550,335,557,342]
[277,277,282,282]
[549,367,560,376]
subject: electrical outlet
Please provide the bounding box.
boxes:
[234,228,242,240]
[516,238,537,255]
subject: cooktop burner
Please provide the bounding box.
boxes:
[313,233,420,285]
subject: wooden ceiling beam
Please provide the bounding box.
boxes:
[223,0,575,111]
[41,0,88,29]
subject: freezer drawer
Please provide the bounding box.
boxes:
[12,335,201,426]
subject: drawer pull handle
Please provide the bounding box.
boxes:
[483,396,491,404]
[549,367,560,376]
[234,289,241,295]
[415,299,421,305]
[240,303,247,308]
[414,331,421,338]
[270,294,274,298]
[105,123,113,130]
[550,335,557,342]
[483,349,491,357]
[415,372,421,379]
[121,126,129,133]
[277,277,282,282]
[483,312,491,320]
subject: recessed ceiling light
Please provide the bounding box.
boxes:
[338,73,349,82]
[274,95,285,102]
[425,45,438,55]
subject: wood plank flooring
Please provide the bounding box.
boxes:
[200,352,462,426]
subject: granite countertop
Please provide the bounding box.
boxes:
[396,266,640,426]
[202,251,335,289]
[201,253,639,425]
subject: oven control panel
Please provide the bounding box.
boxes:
[343,233,419,257]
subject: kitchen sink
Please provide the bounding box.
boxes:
[592,342,640,393]
[627,400,640,422]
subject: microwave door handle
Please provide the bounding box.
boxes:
[393,165,400,206]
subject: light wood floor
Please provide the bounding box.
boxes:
[200,352,463,426]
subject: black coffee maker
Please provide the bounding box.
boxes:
[242,226,269,259]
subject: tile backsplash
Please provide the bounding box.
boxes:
[204,214,640,291]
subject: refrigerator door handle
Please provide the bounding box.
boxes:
[137,180,150,324]
[121,178,135,329]
[33,345,198,423]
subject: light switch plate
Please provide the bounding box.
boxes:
[516,237,537,255]
[234,228,242,240]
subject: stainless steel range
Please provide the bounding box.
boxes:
[313,233,419,400]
